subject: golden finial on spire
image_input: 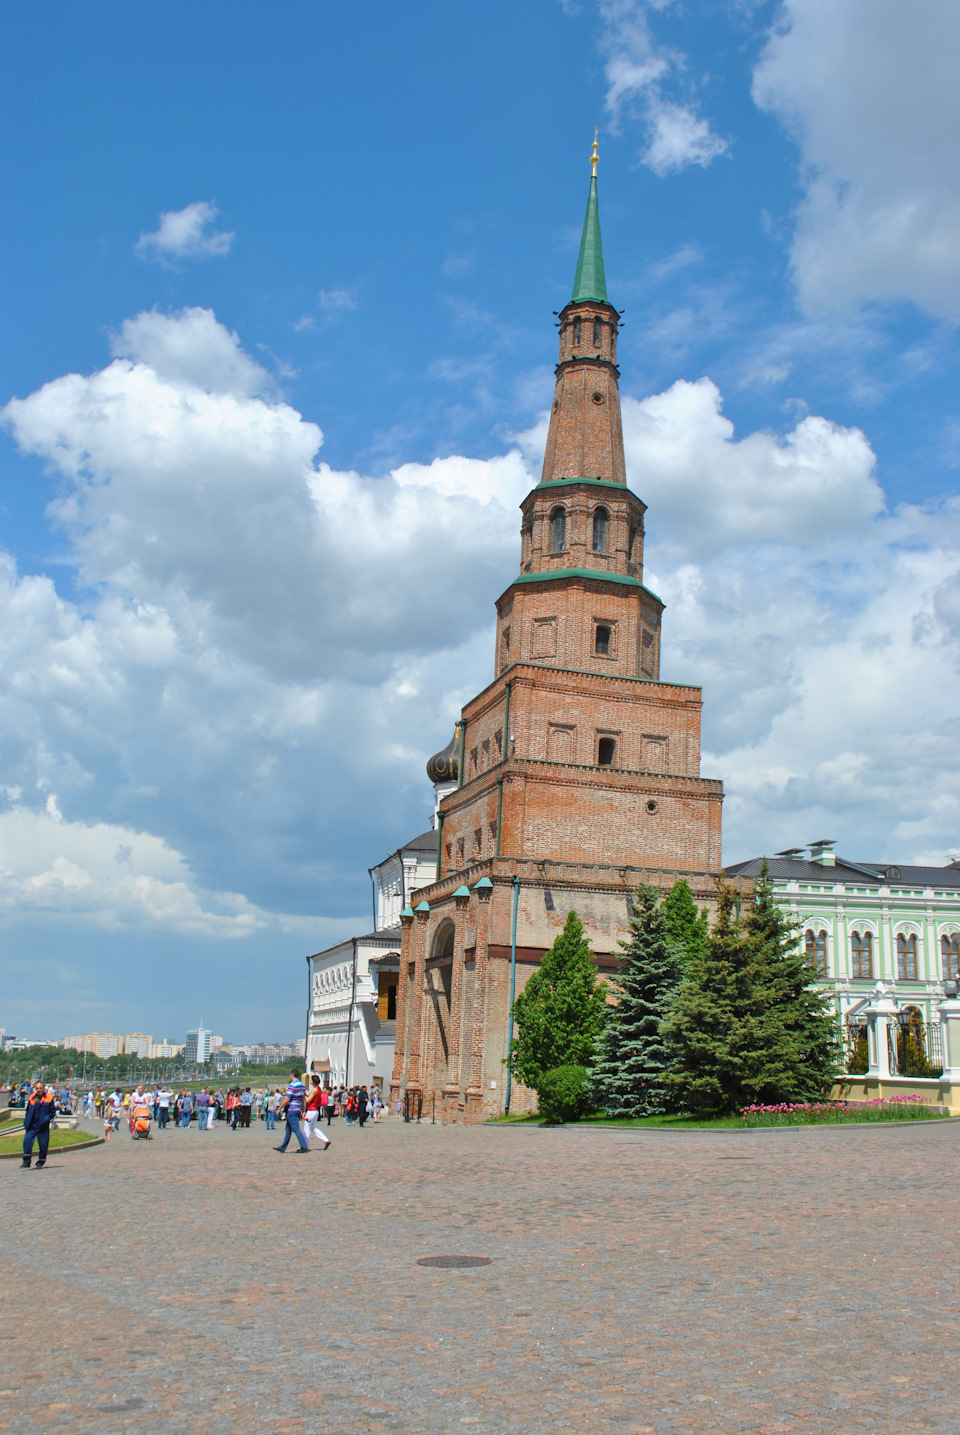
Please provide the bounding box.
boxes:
[591,125,599,177]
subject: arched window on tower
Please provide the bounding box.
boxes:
[942,932,960,981]
[897,933,918,980]
[595,624,611,656]
[573,318,581,347]
[592,506,608,553]
[593,318,602,348]
[804,929,828,977]
[550,507,566,553]
[851,930,873,980]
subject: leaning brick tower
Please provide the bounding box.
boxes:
[390,139,740,1124]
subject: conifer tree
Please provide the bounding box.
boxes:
[508,910,607,1090]
[744,863,841,1100]
[661,886,759,1115]
[662,876,842,1115]
[593,884,682,1117]
[661,878,708,968]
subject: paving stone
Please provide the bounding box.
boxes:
[1,1115,958,1432]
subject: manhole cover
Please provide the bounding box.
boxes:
[416,1255,492,1269]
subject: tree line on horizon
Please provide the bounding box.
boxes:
[507,870,841,1123]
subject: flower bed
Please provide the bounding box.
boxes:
[739,1096,948,1126]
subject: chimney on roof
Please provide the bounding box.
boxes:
[775,848,806,860]
[808,839,837,867]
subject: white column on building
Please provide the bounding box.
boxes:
[880,894,893,981]
[864,988,898,1079]
[937,998,960,1080]
[924,899,936,984]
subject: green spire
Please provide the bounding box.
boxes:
[571,173,607,305]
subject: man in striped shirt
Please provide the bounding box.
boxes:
[274,1069,310,1153]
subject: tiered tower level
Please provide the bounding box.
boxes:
[390,143,740,1123]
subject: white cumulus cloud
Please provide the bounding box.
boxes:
[0,799,266,937]
[599,1,728,175]
[753,0,960,319]
[135,200,234,265]
[3,301,960,947]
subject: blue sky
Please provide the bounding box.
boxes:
[2,0,960,1042]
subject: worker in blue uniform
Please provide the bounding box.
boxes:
[22,1081,58,1168]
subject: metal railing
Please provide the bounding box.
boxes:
[842,1019,943,1078]
[842,1024,869,1075]
[894,1022,943,1078]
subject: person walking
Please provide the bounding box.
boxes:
[195,1088,211,1131]
[274,1069,310,1154]
[320,1085,332,1126]
[22,1081,57,1169]
[371,1087,383,1123]
[357,1086,369,1128]
[265,1089,278,1131]
[156,1086,172,1130]
[302,1075,331,1150]
[179,1089,194,1129]
[239,1087,253,1129]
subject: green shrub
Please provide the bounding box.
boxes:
[536,1065,594,1124]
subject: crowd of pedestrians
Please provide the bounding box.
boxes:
[5,1073,387,1159]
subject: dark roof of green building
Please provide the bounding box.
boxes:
[571,174,607,305]
[725,856,960,888]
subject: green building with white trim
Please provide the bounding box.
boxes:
[725,841,960,1031]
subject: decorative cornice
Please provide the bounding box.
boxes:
[534,477,629,493]
[505,568,665,607]
[554,356,620,378]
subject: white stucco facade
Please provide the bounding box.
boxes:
[305,830,438,1088]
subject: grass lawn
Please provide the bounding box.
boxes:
[489,1112,745,1129]
[0,1126,101,1154]
[489,1107,951,1130]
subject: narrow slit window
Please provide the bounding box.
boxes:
[597,737,616,766]
[592,506,608,553]
[573,318,581,347]
[593,318,601,347]
[595,624,611,655]
[550,507,566,553]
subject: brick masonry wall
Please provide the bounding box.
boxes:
[390,861,754,1122]
[541,300,625,488]
[496,573,662,680]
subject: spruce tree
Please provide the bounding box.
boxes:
[593,884,682,1117]
[663,876,842,1116]
[508,910,607,1090]
[661,878,708,968]
[744,863,841,1100]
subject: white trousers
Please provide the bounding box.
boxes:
[303,1111,330,1146]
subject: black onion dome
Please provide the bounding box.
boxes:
[426,728,459,784]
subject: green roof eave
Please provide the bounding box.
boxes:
[506,567,663,604]
[571,174,607,304]
[536,477,628,492]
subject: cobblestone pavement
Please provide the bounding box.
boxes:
[1,1114,958,1434]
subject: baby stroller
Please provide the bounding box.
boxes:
[131,1097,152,1140]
